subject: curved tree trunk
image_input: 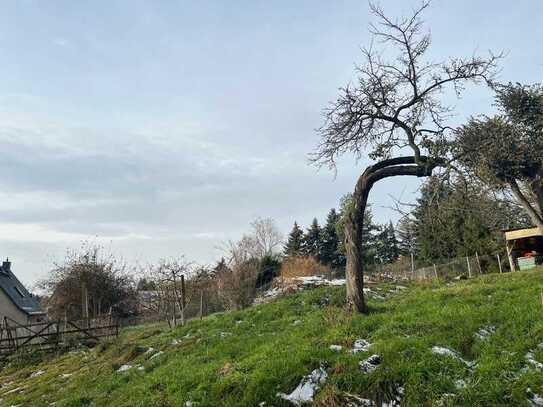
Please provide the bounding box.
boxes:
[344,156,441,313]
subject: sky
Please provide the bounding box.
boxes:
[0,0,542,287]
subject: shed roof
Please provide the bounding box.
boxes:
[0,260,45,316]
[504,226,543,242]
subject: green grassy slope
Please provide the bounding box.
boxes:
[2,270,543,406]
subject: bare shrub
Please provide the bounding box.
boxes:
[280,256,330,279]
[216,259,258,310]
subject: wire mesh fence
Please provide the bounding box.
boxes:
[365,251,511,282]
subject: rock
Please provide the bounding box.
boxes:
[145,347,155,354]
[59,373,72,379]
[277,366,327,405]
[359,355,381,374]
[171,339,179,345]
[329,345,343,352]
[292,320,302,326]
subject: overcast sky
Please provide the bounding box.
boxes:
[1,0,542,287]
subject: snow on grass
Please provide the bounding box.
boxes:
[351,339,372,354]
[431,346,475,367]
[29,370,44,378]
[149,351,164,360]
[277,366,327,406]
[474,325,496,341]
[116,365,132,373]
[525,351,543,370]
[527,388,543,406]
[359,354,381,374]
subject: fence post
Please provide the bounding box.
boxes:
[180,275,186,326]
[497,253,503,273]
[200,290,204,320]
[410,252,415,278]
[433,264,438,279]
[466,256,472,278]
[476,252,482,274]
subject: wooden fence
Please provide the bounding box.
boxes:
[0,315,118,355]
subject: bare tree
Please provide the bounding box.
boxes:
[250,217,283,258]
[143,257,193,327]
[311,1,500,312]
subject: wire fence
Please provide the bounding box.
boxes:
[365,251,511,282]
[124,251,517,329]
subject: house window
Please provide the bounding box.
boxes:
[14,286,25,298]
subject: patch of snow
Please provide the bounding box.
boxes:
[329,345,343,352]
[474,325,496,341]
[4,386,24,395]
[431,346,474,367]
[437,393,457,406]
[455,379,467,390]
[381,385,404,406]
[149,351,164,360]
[526,351,543,370]
[328,279,346,286]
[277,366,327,405]
[351,339,372,353]
[30,370,45,378]
[359,354,381,374]
[527,388,543,406]
[116,364,132,373]
[342,392,374,406]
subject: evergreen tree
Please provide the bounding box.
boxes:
[374,222,400,264]
[321,208,341,267]
[412,176,531,262]
[283,221,304,257]
[303,218,323,260]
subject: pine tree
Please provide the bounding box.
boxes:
[321,208,341,268]
[374,222,400,264]
[303,218,323,260]
[283,221,304,257]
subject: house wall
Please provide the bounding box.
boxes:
[0,291,29,325]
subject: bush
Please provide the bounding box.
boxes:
[280,256,330,279]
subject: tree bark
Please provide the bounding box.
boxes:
[509,179,543,226]
[345,156,439,313]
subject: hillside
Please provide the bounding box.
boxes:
[2,270,543,406]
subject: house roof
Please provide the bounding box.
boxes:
[504,226,543,242]
[0,260,45,316]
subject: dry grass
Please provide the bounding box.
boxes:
[280,256,330,279]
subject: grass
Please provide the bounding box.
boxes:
[2,269,543,406]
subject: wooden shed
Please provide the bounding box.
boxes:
[504,226,543,271]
